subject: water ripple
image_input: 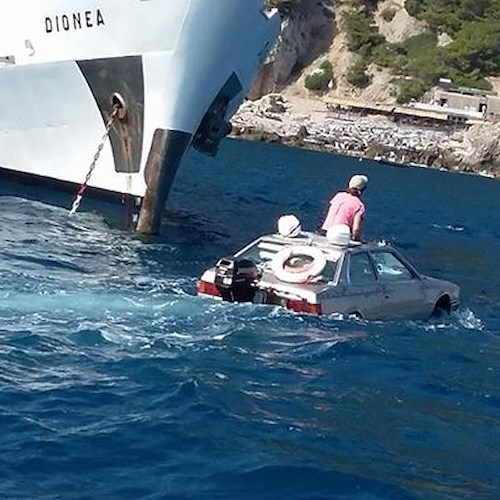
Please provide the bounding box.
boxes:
[1,141,499,498]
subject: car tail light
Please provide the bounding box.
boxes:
[197,280,221,297]
[286,299,322,315]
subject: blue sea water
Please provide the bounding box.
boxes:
[0,139,499,499]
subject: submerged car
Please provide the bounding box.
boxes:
[197,218,460,321]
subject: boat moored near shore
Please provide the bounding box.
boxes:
[0,0,280,233]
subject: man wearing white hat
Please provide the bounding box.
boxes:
[320,174,368,241]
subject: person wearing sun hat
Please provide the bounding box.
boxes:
[320,174,368,241]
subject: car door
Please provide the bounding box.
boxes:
[370,250,427,320]
[334,251,383,319]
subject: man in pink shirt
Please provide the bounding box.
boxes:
[321,174,368,241]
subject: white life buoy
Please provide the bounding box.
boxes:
[272,245,327,284]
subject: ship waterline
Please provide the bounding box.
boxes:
[0,0,280,233]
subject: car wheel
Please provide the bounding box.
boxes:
[431,295,451,318]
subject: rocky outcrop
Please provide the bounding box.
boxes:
[374,0,427,44]
[249,0,336,98]
[252,0,430,102]
[230,94,500,178]
[441,123,500,175]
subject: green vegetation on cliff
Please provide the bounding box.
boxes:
[304,60,334,91]
[406,0,500,78]
[268,0,500,102]
[344,0,500,100]
[405,0,500,33]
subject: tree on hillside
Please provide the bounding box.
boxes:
[396,78,427,103]
[459,0,491,20]
[405,0,500,32]
[342,10,384,58]
[347,60,371,88]
[304,60,334,91]
[351,0,500,93]
[448,20,500,75]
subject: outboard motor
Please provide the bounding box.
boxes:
[214,258,260,303]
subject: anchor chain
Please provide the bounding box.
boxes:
[69,104,120,215]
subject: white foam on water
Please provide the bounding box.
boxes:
[455,307,484,331]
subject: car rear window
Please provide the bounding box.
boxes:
[235,238,341,282]
[235,239,288,267]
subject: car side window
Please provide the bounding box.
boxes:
[371,251,414,282]
[349,252,377,285]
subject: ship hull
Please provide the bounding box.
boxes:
[0,0,280,231]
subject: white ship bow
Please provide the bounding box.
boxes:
[0,0,280,233]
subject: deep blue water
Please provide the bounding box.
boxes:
[1,139,499,499]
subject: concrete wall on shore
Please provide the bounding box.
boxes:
[434,90,500,118]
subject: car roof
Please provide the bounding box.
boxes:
[238,231,395,255]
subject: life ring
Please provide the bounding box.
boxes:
[272,245,327,284]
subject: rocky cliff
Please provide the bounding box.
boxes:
[258,0,500,101]
[250,0,336,98]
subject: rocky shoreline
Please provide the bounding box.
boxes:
[230,95,500,179]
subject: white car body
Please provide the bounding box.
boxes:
[198,231,460,321]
